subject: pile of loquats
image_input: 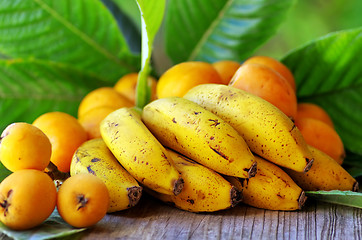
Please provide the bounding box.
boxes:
[0,56,344,231]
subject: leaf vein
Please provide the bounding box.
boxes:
[33,0,128,69]
[187,0,233,61]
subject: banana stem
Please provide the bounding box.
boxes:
[230,186,243,207]
[298,191,307,209]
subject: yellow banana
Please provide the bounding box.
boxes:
[146,149,242,212]
[284,145,359,191]
[141,97,257,179]
[70,138,142,213]
[100,107,184,196]
[184,84,313,173]
[225,155,306,211]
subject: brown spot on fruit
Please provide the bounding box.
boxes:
[210,146,229,161]
[276,193,285,199]
[209,119,220,127]
[87,166,96,175]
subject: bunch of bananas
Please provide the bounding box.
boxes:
[71,84,358,213]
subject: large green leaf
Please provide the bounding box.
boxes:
[135,0,166,109]
[0,0,140,83]
[0,59,107,132]
[103,0,141,54]
[281,27,362,155]
[164,0,295,64]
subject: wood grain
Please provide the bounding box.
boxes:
[79,194,362,240]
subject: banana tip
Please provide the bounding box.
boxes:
[230,186,243,207]
[173,177,184,196]
[248,161,258,179]
[353,181,359,192]
[303,158,314,173]
[298,191,307,210]
[127,186,143,207]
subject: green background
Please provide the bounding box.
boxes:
[256,0,362,58]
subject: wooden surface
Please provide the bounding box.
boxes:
[79,193,362,240]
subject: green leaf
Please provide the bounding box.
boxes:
[135,0,166,109]
[0,163,11,183]
[164,0,295,64]
[281,27,362,155]
[0,210,86,240]
[306,190,362,209]
[0,0,140,83]
[102,0,141,54]
[0,59,107,132]
[111,0,142,30]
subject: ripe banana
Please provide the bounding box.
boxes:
[224,155,306,211]
[146,149,242,212]
[141,97,257,179]
[70,138,142,213]
[284,145,359,191]
[100,107,184,196]
[184,84,313,173]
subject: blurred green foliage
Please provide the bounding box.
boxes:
[256,0,362,59]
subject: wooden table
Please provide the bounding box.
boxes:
[80,193,362,239]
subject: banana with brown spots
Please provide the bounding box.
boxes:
[184,84,313,173]
[224,155,306,211]
[141,97,257,179]
[100,107,183,196]
[70,138,142,213]
[146,149,242,212]
[284,145,359,192]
